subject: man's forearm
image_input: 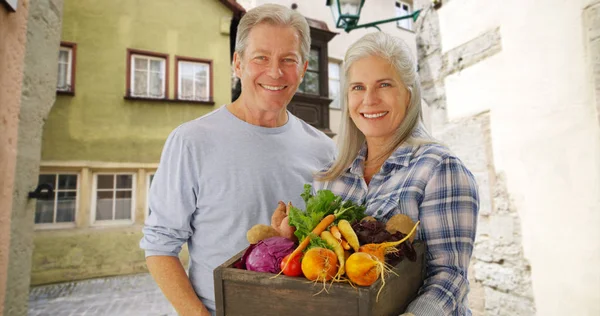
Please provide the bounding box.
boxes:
[146,256,210,316]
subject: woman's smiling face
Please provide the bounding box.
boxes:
[347,55,411,145]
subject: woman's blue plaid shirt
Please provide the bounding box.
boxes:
[314,141,479,316]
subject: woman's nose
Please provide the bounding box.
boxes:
[362,88,379,106]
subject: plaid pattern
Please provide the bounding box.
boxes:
[314,141,479,316]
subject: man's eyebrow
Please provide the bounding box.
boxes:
[250,49,300,57]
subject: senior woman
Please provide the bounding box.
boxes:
[313,32,479,316]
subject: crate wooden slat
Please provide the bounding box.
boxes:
[214,241,426,316]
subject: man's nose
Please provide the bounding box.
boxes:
[266,60,283,79]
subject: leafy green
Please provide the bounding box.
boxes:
[288,184,367,245]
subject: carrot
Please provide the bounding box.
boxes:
[338,219,360,252]
[340,239,351,250]
[330,225,342,240]
[320,230,345,278]
[359,221,420,262]
[276,214,336,277]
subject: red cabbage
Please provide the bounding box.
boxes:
[245,236,296,273]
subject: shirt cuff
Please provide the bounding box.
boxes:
[144,250,180,258]
[405,295,445,316]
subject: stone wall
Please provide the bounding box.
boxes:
[4,0,64,314]
[585,2,600,125]
[413,1,536,314]
[0,1,30,314]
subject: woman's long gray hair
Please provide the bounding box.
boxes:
[317,32,432,181]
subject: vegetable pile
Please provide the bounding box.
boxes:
[239,184,419,300]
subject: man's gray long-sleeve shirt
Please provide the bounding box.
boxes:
[140,105,335,311]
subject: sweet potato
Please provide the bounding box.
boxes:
[270,201,287,231]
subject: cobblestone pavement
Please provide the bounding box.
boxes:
[28,273,177,316]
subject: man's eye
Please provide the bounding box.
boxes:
[283,58,297,63]
[381,82,392,87]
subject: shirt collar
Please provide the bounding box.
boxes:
[349,145,368,176]
[348,142,415,176]
[347,125,431,175]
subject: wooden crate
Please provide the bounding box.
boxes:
[214,242,426,316]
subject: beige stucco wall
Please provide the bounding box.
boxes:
[439,0,600,314]
[0,0,30,312]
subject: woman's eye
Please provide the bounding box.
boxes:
[380,82,392,87]
[351,85,364,91]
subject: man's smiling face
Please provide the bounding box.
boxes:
[233,22,308,113]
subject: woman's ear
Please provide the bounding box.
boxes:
[405,87,412,109]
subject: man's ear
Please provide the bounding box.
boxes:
[233,52,242,78]
[301,60,308,78]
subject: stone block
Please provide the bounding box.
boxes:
[584,3,600,42]
[418,51,444,85]
[433,118,490,172]
[484,287,536,316]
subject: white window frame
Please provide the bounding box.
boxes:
[57,46,73,92]
[130,54,166,98]
[328,59,342,110]
[34,172,79,230]
[395,1,413,31]
[177,60,211,102]
[91,172,137,226]
[145,172,155,220]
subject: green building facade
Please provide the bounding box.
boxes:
[32,0,243,285]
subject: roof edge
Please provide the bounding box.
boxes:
[218,0,246,16]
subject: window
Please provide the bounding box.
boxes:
[328,60,342,109]
[176,57,213,102]
[34,173,78,227]
[395,1,413,30]
[127,49,168,99]
[57,42,76,93]
[146,172,155,218]
[298,49,320,95]
[92,173,135,224]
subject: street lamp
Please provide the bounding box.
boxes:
[326,0,421,33]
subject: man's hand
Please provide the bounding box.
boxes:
[146,256,209,316]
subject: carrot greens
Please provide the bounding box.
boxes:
[289,184,366,243]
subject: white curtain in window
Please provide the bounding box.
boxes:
[57,49,70,90]
[132,55,164,98]
[179,61,210,101]
[328,61,341,109]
